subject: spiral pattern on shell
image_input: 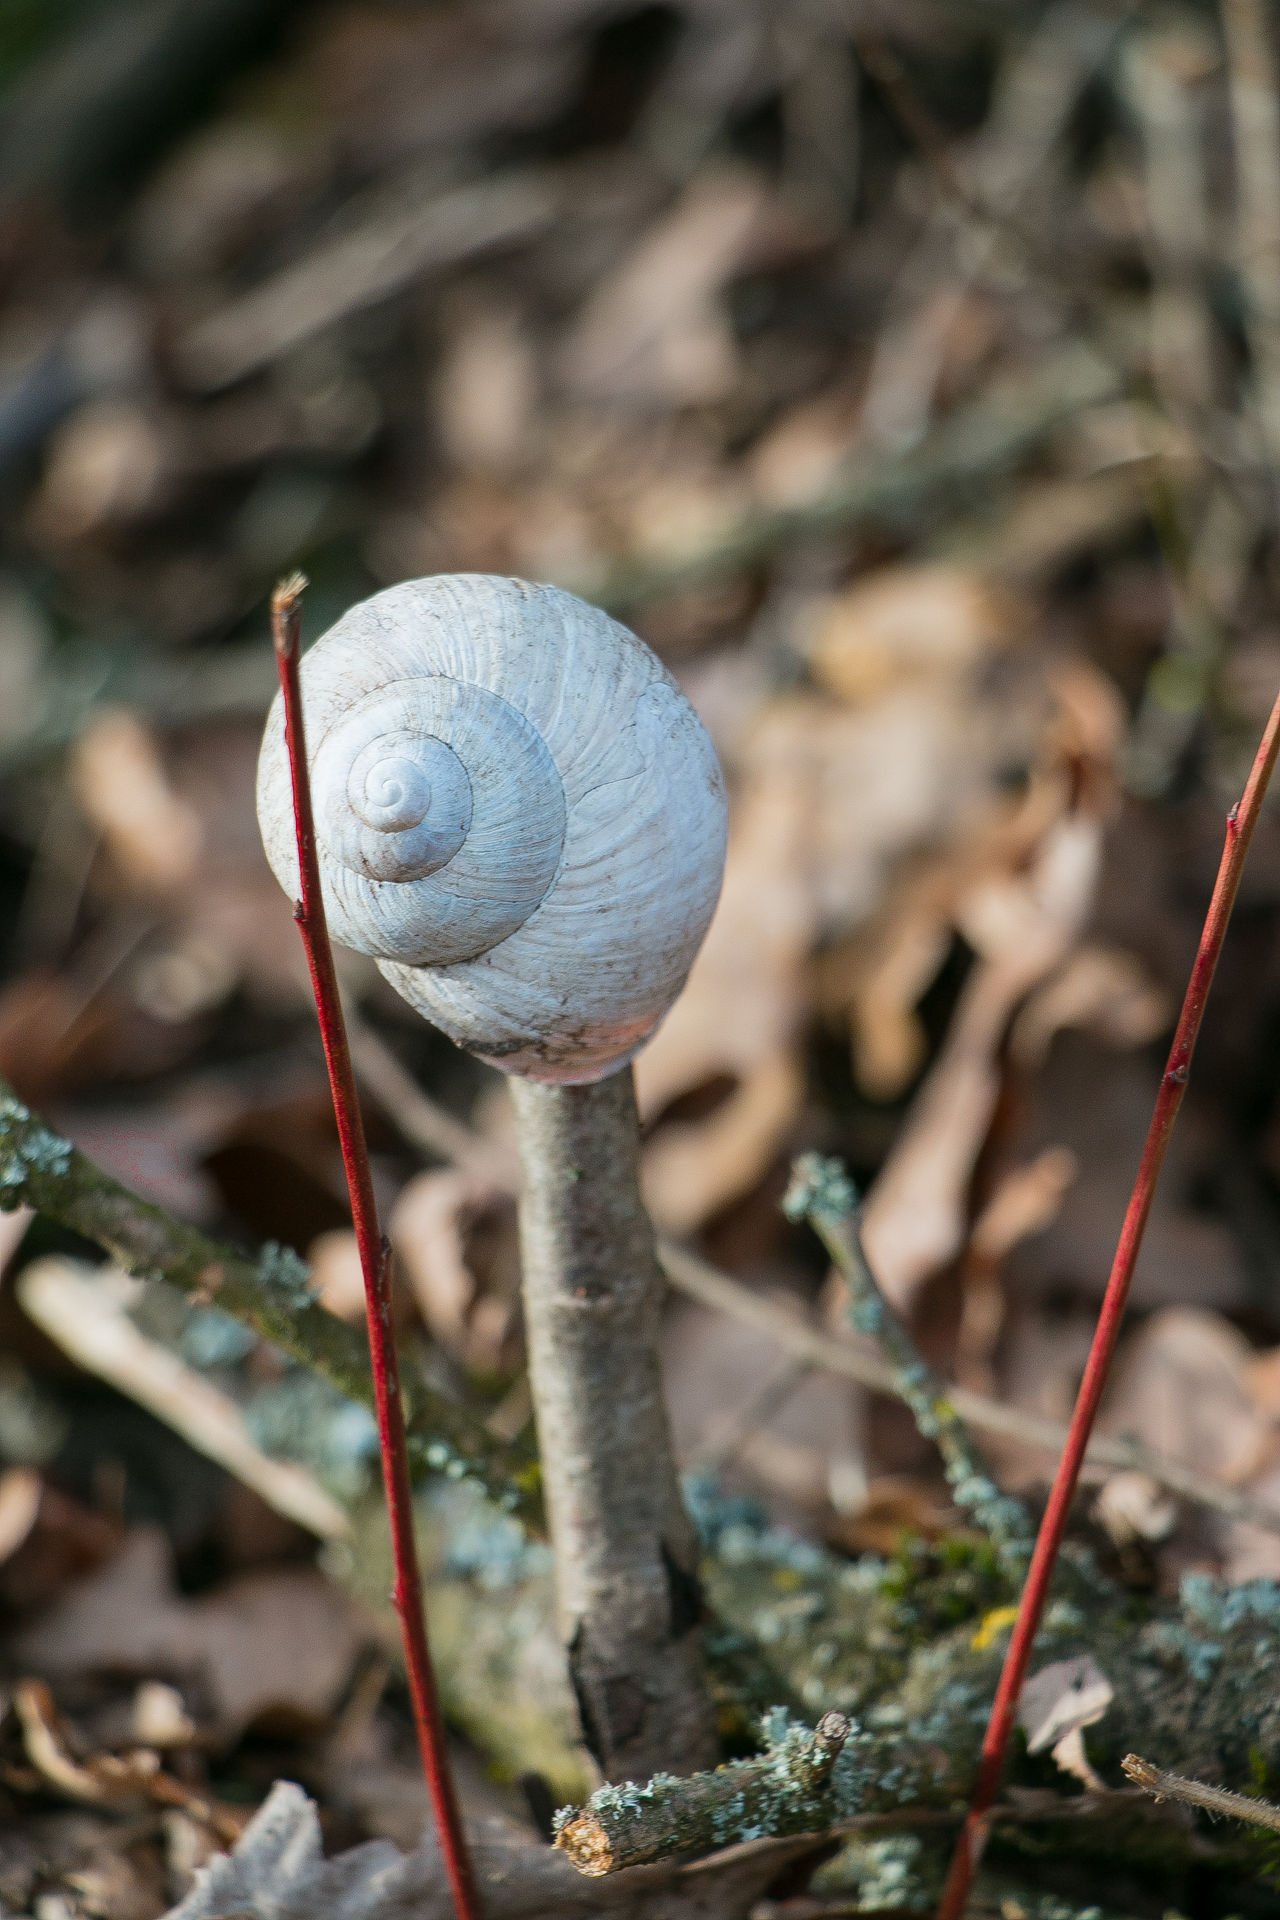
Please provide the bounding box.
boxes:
[256,574,728,1082]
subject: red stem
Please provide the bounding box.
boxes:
[270,577,481,1920]
[936,681,1280,1920]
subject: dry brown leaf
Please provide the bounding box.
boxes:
[848,657,1125,1308]
[13,1677,245,1847]
[72,708,203,894]
[1246,1345,1280,1421]
[435,294,539,474]
[390,1168,519,1372]
[635,698,819,1229]
[0,1465,42,1566]
[827,1476,954,1557]
[19,1259,349,1541]
[641,1055,805,1237]
[969,1148,1080,1263]
[1010,944,1171,1069]
[13,1528,373,1738]
[746,380,862,509]
[1101,1308,1270,1489]
[860,812,1104,1311]
[307,1228,367,1323]
[558,168,766,408]
[802,563,1017,708]
[15,1677,164,1807]
[661,1294,863,1524]
[837,911,952,1101]
[28,402,170,542]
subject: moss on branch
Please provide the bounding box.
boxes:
[555,1493,1280,1893]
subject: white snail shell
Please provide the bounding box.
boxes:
[256,574,728,1083]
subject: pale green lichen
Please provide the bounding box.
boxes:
[245,1369,380,1500]
[255,1239,319,1311]
[782,1153,860,1224]
[0,1093,72,1206]
[555,1707,866,1864]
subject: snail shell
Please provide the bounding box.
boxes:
[256,574,727,1083]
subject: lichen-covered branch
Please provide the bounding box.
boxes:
[783,1154,1032,1568]
[0,1077,539,1524]
[509,1067,717,1780]
[555,1710,854,1874]
[554,1565,1280,1876]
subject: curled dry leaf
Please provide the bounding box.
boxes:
[969,1148,1080,1265]
[849,662,1126,1310]
[1092,1470,1177,1548]
[1009,944,1171,1070]
[858,813,1103,1313]
[637,698,819,1233]
[389,1167,519,1373]
[13,1676,245,1846]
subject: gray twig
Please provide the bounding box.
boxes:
[1122,1753,1280,1835]
[782,1153,1032,1568]
[509,1068,717,1780]
[554,1710,853,1876]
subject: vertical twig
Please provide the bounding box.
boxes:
[270,575,480,1920]
[783,1154,1031,1571]
[509,1068,718,1782]
[936,675,1280,1920]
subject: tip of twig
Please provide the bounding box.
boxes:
[554,1812,614,1876]
[1121,1754,1159,1792]
[814,1710,852,1753]
[271,572,309,658]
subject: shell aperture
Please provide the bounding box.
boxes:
[256,574,727,1082]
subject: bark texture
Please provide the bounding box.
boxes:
[510,1066,718,1781]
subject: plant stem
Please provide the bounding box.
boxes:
[509,1067,718,1781]
[783,1154,1031,1572]
[1123,1753,1280,1835]
[271,575,479,1920]
[936,676,1280,1920]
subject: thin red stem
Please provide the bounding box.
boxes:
[936,681,1280,1920]
[270,576,481,1920]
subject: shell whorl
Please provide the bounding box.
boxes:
[256,574,727,1082]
